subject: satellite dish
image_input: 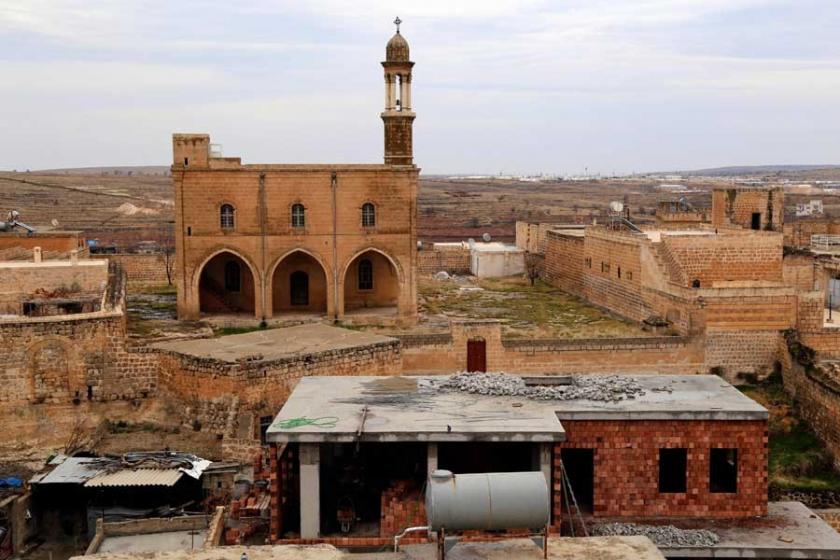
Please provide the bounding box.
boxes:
[609,201,624,213]
[51,219,59,228]
[482,233,492,242]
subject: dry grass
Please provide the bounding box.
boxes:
[419,275,649,338]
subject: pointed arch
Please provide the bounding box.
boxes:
[341,247,403,313]
[193,248,260,315]
[268,248,330,316]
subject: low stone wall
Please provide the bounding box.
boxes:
[400,321,705,374]
[770,488,840,509]
[157,340,402,415]
[108,253,171,287]
[781,350,840,470]
[704,330,783,381]
[417,248,470,275]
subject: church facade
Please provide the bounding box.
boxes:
[172,27,418,322]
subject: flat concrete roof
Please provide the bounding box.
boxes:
[550,375,768,421]
[77,545,342,560]
[98,530,208,553]
[658,502,840,558]
[267,375,766,443]
[151,324,396,363]
[267,376,567,443]
[403,537,664,560]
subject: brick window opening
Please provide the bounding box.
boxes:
[358,259,373,290]
[751,212,761,230]
[187,226,192,236]
[710,448,738,493]
[691,278,701,288]
[259,415,273,444]
[617,266,621,279]
[184,157,189,166]
[220,204,235,230]
[291,203,306,228]
[224,261,241,292]
[627,271,633,280]
[585,257,592,268]
[362,202,376,227]
[659,448,687,493]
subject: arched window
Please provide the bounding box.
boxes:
[224,261,241,292]
[358,259,373,290]
[291,204,305,228]
[220,204,235,230]
[362,202,376,227]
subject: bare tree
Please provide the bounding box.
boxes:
[160,223,176,286]
[524,251,543,286]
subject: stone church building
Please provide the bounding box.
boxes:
[172,27,418,323]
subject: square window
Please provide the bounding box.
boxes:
[710,448,738,493]
[659,448,687,493]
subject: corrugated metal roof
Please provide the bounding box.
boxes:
[84,469,184,488]
[34,457,104,485]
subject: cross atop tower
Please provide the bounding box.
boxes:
[394,16,402,34]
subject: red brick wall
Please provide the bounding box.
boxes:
[554,419,768,519]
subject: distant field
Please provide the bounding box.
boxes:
[2,167,840,249]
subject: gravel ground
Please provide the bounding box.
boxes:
[592,523,720,547]
[437,372,650,402]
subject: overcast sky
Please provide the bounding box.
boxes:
[1,0,839,175]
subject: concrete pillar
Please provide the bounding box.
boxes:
[70,249,79,264]
[427,443,438,475]
[299,443,321,538]
[539,443,552,490]
[33,247,42,263]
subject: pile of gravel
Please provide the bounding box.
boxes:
[437,372,648,403]
[592,523,720,548]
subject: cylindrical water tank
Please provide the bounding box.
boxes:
[425,470,549,531]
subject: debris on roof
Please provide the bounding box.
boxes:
[31,452,210,487]
[593,523,720,548]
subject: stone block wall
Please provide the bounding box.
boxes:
[543,230,584,295]
[0,313,156,406]
[581,228,649,322]
[703,331,782,380]
[417,247,470,275]
[783,253,818,291]
[157,339,402,415]
[711,187,783,232]
[554,420,768,520]
[108,253,171,286]
[399,321,705,375]
[660,232,783,287]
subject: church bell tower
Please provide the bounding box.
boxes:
[382,17,415,166]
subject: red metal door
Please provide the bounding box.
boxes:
[467,339,487,372]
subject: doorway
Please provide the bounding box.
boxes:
[290,271,309,306]
[751,212,761,230]
[467,338,486,372]
[560,448,594,513]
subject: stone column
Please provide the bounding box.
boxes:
[299,443,321,538]
[399,75,407,111]
[403,75,412,110]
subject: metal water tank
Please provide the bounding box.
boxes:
[425,470,549,531]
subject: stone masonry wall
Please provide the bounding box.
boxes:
[582,229,650,322]
[399,321,705,374]
[108,253,171,286]
[554,420,768,520]
[0,313,156,406]
[417,247,470,275]
[158,340,402,415]
[543,231,584,295]
[660,232,783,287]
[703,331,782,380]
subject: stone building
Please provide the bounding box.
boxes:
[711,185,784,232]
[172,26,419,323]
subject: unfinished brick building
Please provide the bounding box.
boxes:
[172,27,418,323]
[265,374,768,545]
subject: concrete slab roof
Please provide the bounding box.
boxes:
[266,376,567,443]
[657,502,840,558]
[402,537,664,560]
[98,530,209,553]
[549,375,768,421]
[150,324,396,363]
[76,544,343,560]
[266,375,766,443]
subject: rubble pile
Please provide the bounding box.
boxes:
[438,372,648,402]
[593,523,720,548]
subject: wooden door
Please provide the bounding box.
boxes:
[467,339,487,372]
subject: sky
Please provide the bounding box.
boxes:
[1,0,839,175]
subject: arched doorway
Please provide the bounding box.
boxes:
[343,249,400,314]
[198,251,256,315]
[272,251,328,315]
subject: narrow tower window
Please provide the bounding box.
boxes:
[220,204,235,230]
[362,203,376,227]
[291,204,306,228]
[358,259,373,290]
